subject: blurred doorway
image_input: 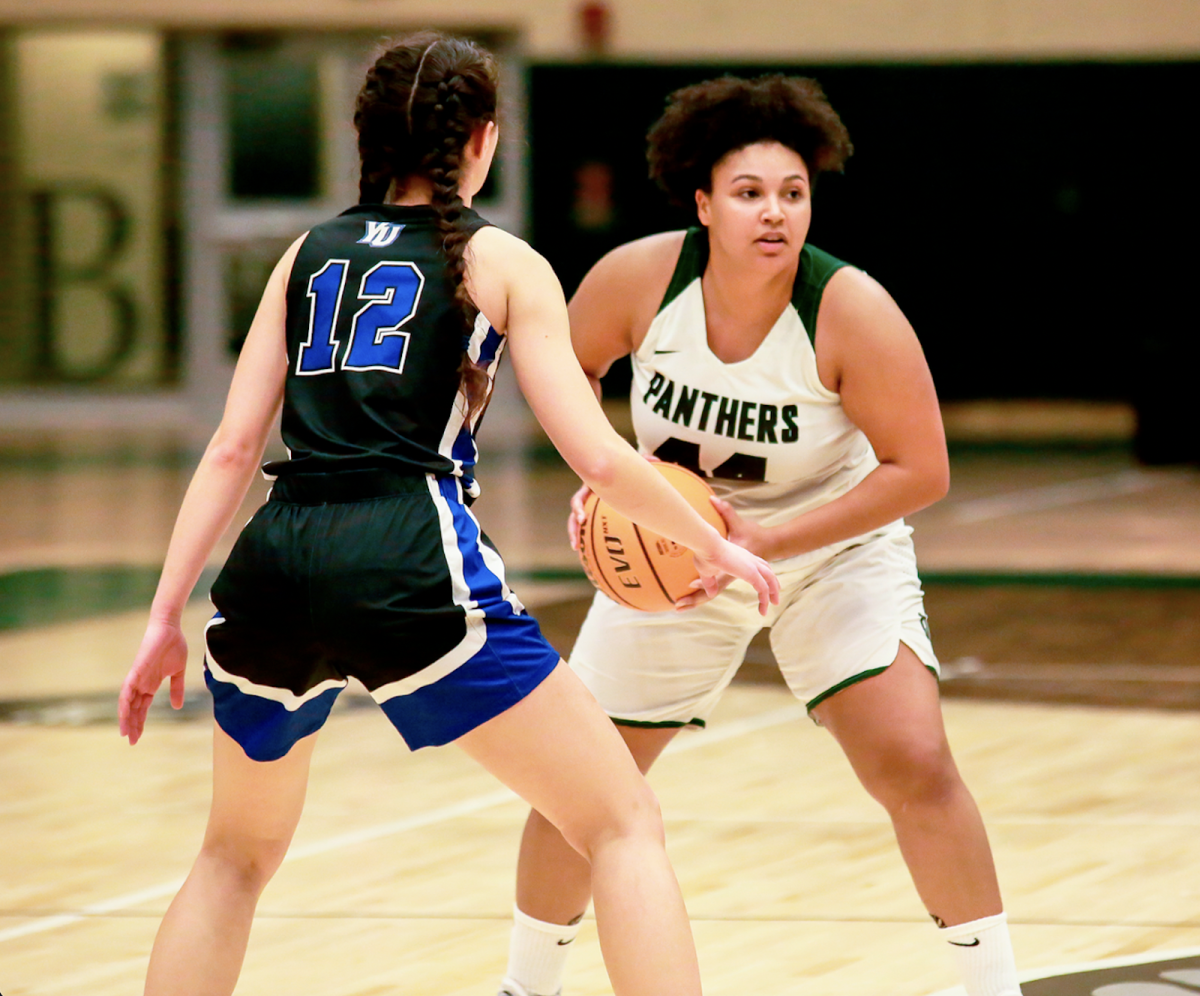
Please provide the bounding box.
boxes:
[0,28,528,436]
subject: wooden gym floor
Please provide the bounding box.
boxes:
[2,402,1199,996]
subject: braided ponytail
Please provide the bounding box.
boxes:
[423,75,491,419]
[354,33,499,420]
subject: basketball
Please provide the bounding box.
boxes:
[576,462,728,612]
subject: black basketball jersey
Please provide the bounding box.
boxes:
[264,203,496,495]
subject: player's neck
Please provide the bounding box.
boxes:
[386,175,432,206]
[702,249,796,326]
[385,176,476,208]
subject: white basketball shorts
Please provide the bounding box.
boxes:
[569,521,938,726]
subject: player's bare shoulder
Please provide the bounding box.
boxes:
[814,264,920,391]
[572,230,687,349]
[579,230,685,302]
[466,225,558,335]
[467,223,545,277]
[818,265,913,345]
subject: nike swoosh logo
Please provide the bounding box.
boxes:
[557,938,574,946]
[653,349,679,355]
[949,938,981,947]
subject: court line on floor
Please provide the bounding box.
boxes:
[948,468,1179,524]
[0,703,804,945]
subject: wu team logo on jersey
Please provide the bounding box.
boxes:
[358,221,405,248]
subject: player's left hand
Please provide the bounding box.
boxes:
[674,572,732,610]
[709,496,776,561]
[119,618,188,745]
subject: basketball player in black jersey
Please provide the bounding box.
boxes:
[118,33,778,996]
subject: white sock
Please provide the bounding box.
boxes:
[939,912,1022,996]
[500,905,582,996]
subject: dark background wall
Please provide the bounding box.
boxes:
[527,61,1198,456]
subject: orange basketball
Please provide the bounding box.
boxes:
[577,462,728,612]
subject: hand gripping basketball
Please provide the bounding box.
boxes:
[575,462,778,613]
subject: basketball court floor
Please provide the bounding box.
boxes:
[2,401,1199,996]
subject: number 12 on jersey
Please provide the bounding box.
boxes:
[297,259,426,376]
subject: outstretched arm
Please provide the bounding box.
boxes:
[561,233,684,550]
[119,237,302,744]
[469,228,779,612]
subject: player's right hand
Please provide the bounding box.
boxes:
[119,618,188,745]
[691,539,780,616]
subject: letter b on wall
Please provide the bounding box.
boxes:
[30,186,137,382]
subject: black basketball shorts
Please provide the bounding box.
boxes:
[203,469,561,761]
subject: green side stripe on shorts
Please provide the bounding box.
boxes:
[805,663,939,713]
[612,717,706,730]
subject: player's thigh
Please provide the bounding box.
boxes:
[618,724,681,775]
[204,723,317,855]
[769,527,939,712]
[812,642,946,757]
[456,662,660,853]
[812,644,956,802]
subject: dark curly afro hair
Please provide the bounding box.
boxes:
[647,74,853,207]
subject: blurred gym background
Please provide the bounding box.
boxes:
[2,2,1198,448]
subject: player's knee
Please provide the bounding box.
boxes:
[197,831,290,895]
[562,779,665,864]
[858,738,960,814]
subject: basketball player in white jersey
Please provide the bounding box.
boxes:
[500,75,1023,996]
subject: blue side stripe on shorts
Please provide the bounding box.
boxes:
[367,478,559,749]
[379,643,549,750]
[438,476,515,618]
[205,665,340,762]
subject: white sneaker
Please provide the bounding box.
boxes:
[499,979,560,996]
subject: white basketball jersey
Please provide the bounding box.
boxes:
[630,229,881,568]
